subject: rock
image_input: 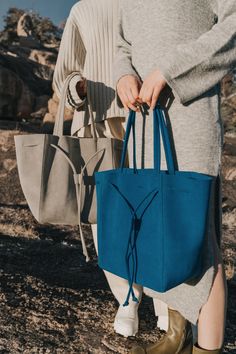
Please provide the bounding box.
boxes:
[16,13,41,49]
[224,136,236,156]
[0,66,22,117]
[19,36,41,49]
[0,65,22,98]
[0,50,52,119]
[47,95,59,116]
[35,95,50,112]
[0,63,37,119]
[222,173,236,211]
[16,82,35,118]
[30,94,50,120]
[44,93,73,124]
[225,168,236,181]
[29,50,57,69]
[0,63,36,118]
[17,14,33,38]
[43,112,55,124]
[0,132,13,152]
[31,107,48,119]
[222,74,234,98]
[223,208,236,230]
[222,151,236,182]
[3,159,16,172]
[221,82,236,134]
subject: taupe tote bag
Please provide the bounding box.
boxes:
[14,73,125,260]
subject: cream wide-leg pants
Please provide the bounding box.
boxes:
[75,117,169,325]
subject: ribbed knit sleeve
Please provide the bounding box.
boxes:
[157,0,236,104]
[52,0,125,133]
[53,9,86,109]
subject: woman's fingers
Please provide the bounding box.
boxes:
[139,85,153,107]
[118,92,129,111]
[139,69,167,109]
[117,75,141,111]
[116,71,167,111]
[119,90,139,111]
[127,89,140,111]
[151,87,161,110]
[131,84,140,103]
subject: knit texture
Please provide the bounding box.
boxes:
[53,0,125,135]
[114,0,236,104]
[113,0,236,325]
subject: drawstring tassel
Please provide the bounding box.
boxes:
[110,183,160,307]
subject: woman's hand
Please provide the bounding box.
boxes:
[117,74,142,111]
[76,77,87,99]
[139,69,167,109]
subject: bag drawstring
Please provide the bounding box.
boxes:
[75,148,105,262]
[110,183,159,306]
[123,213,140,306]
[51,143,105,262]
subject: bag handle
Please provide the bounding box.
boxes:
[120,105,175,174]
[153,106,175,174]
[120,109,138,172]
[53,73,98,139]
[50,142,106,262]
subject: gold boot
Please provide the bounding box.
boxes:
[129,308,193,354]
[193,344,223,354]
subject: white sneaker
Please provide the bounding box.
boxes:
[157,315,168,331]
[114,303,139,337]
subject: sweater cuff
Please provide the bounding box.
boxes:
[67,74,86,109]
[157,57,192,105]
[113,65,139,88]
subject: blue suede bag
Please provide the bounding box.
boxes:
[95,105,213,306]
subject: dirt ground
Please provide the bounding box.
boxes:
[0,124,235,354]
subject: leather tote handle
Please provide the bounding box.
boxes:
[53,73,97,139]
[120,105,175,174]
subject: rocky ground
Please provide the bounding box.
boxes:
[0,104,236,354]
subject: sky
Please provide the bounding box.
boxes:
[0,0,78,30]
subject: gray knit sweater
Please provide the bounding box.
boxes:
[113,0,236,325]
[114,0,236,105]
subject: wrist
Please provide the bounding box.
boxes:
[67,74,86,109]
[76,78,87,99]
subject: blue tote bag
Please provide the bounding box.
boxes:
[95,105,214,306]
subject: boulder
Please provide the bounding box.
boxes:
[16,82,35,118]
[19,36,41,49]
[43,93,74,134]
[44,93,73,123]
[0,65,22,117]
[29,49,57,69]
[17,13,33,37]
[0,50,52,119]
[35,95,51,112]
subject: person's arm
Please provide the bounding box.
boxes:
[66,74,87,110]
[113,5,139,87]
[156,0,236,104]
[113,4,142,111]
[53,10,86,109]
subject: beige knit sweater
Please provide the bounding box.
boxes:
[53,0,125,135]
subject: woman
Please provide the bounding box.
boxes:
[53,0,169,338]
[114,0,236,353]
